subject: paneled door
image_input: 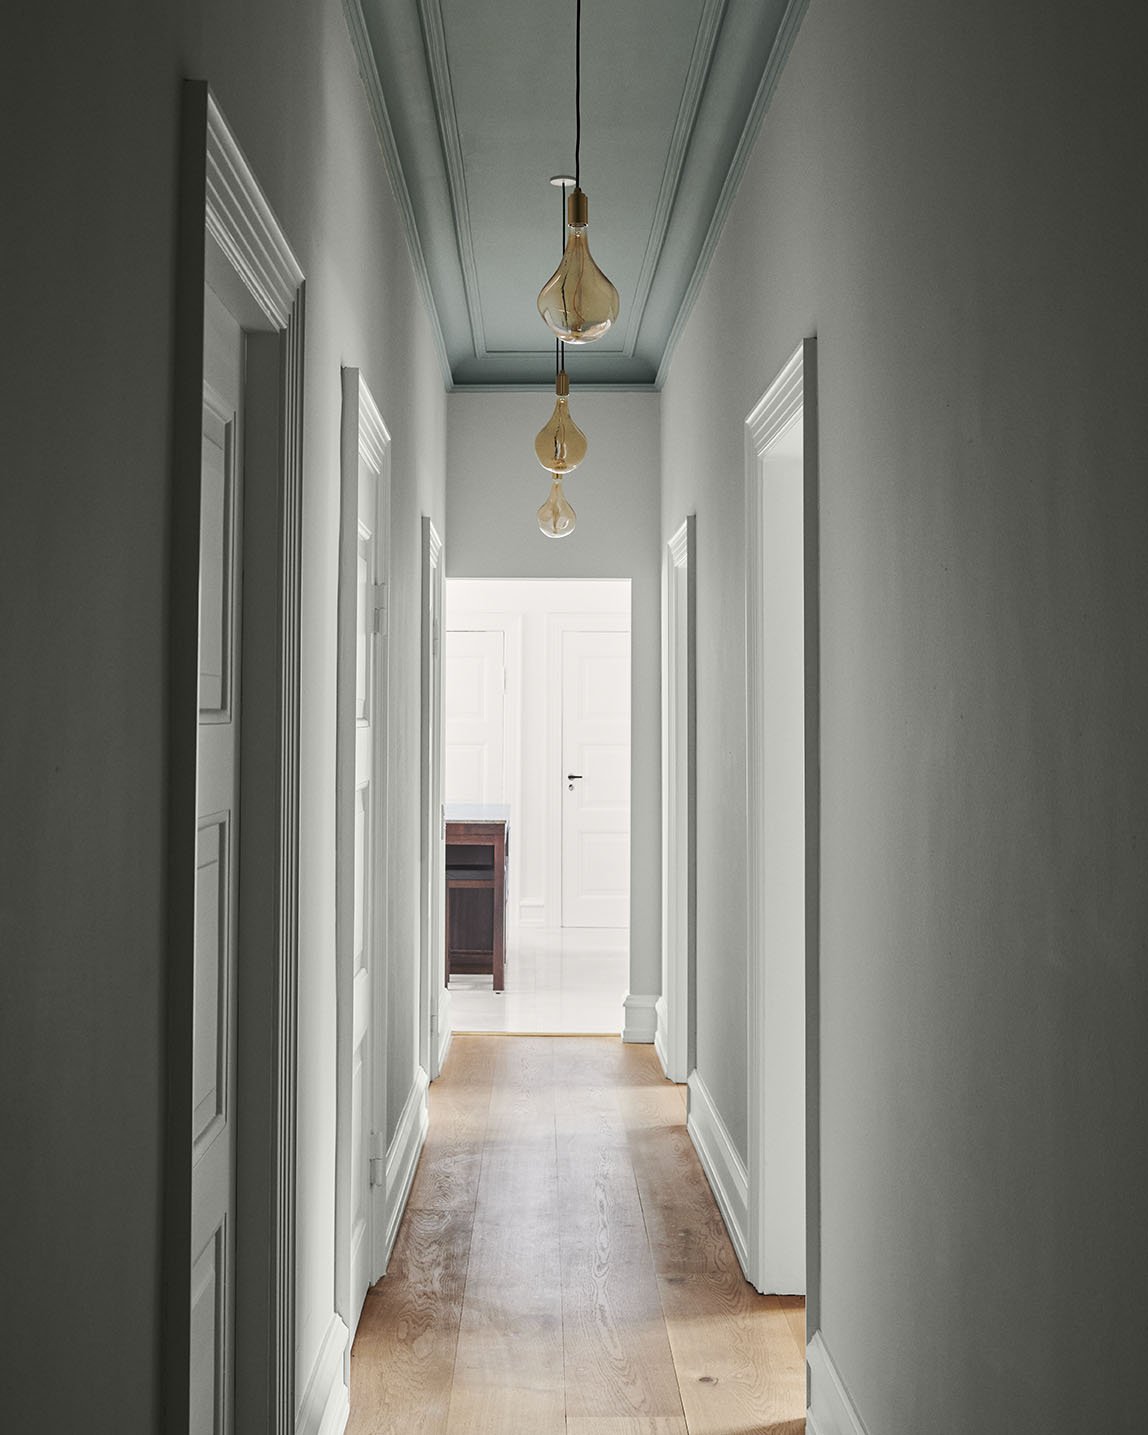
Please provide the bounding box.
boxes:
[444,630,506,803]
[350,408,386,1325]
[561,629,631,928]
[191,285,244,1435]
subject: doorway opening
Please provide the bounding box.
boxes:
[167,85,306,1435]
[442,578,632,1034]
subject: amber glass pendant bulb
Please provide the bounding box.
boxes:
[537,188,619,344]
[534,371,587,473]
[537,475,576,538]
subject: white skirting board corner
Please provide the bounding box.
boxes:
[436,985,453,1075]
[379,1066,429,1271]
[437,1020,453,1075]
[295,1311,350,1435]
[622,992,658,1044]
[517,901,545,926]
[654,996,670,1075]
[806,1331,872,1435]
[686,1070,750,1278]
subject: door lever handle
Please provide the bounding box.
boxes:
[566,774,583,780]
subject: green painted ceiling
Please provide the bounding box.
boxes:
[350,0,806,388]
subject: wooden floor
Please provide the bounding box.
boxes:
[347,1036,805,1435]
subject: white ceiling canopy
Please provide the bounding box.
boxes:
[346,0,808,388]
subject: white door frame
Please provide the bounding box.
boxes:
[745,338,820,1307]
[657,516,696,1084]
[420,518,450,1078]
[335,369,391,1351]
[166,83,305,1434]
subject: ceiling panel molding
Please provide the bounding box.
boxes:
[348,0,809,390]
[342,0,454,386]
[417,0,486,359]
[655,0,811,388]
[621,0,727,358]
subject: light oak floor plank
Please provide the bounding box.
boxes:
[556,1042,684,1422]
[565,1420,689,1434]
[346,1207,472,1435]
[407,1034,496,1213]
[348,1035,806,1435]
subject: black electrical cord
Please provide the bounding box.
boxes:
[574,0,581,190]
[558,177,567,375]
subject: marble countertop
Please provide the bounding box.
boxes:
[444,802,510,823]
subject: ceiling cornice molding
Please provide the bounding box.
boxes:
[654,0,811,389]
[447,382,660,395]
[417,0,487,360]
[621,0,728,358]
[342,0,454,387]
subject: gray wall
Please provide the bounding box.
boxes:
[445,391,662,1004]
[661,0,1148,1429]
[0,0,445,1425]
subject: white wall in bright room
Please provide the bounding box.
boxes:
[445,578,630,928]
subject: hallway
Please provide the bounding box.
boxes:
[347,1037,805,1434]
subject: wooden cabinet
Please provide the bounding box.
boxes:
[445,804,509,991]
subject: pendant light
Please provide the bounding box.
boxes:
[537,475,576,538]
[535,181,579,538]
[535,178,587,475]
[536,0,619,344]
[534,368,587,473]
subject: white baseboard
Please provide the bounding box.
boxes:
[437,1020,453,1074]
[654,996,670,1074]
[622,992,658,1044]
[686,1070,749,1278]
[295,1310,350,1435]
[437,985,453,1074]
[517,901,545,925]
[807,1331,871,1435]
[380,1066,429,1272]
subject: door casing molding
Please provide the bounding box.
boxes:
[658,516,696,1083]
[166,81,305,1435]
[420,518,450,1078]
[744,338,820,1312]
[335,368,392,1356]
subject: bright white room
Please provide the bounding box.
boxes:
[443,578,632,1034]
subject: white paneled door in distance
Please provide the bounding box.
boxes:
[445,629,506,805]
[561,629,630,928]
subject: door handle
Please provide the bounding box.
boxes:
[567,773,582,791]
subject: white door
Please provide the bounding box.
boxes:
[561,629,631,928]
[444,630,506,803]
[660,518,695,1082]
[349,431,385,1324]
[421,520,449,1078]
[191,286,243,1435]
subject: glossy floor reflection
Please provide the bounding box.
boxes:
[448,925,628,1034]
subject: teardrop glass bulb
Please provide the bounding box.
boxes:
[534,373,587,473]
[537,189,619,344]
[537,476,576,538]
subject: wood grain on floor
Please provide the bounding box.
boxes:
[347,1036,805,1435]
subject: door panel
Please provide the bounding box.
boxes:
[190,1222,227,1435]
[561,630,630,928]
[349,447,381,1325]
[193,816,229,1154]
[192,284,244,1435]
[444,629,506,803]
